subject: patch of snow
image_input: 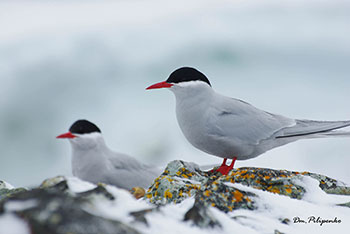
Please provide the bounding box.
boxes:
[225,182,350,234]
[0,213,30,234]
[65,177,96,193]
[4,200,38,212]
[3,181,14,189]
[84,185,152,224]
[296,175,350,205]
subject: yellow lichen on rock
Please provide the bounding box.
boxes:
[164,189,173,199]
[233,190,243,202]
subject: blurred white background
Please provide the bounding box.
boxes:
[0,0,349,187]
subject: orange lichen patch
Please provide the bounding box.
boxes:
[285,188,292,193]
[270,187,280,194]
[230,171,241,176]
[301,172,308,175]
[264,176,270,180]
[154,182,160,188]
[211,203,216,207]
[267,185,272,190]
[179,190,183,197]
[212,180,219,185]
[320,180,325,184]
[182,174,189,179]
[239,169,248,175]
[164,189,173,199]
[187,173,193,177]
[176,171,181,176]
[233,190,243,202]
[146,193,152,199]
[181,168,186,172]
[204,190,212,197]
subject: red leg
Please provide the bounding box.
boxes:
[216,157,237,175]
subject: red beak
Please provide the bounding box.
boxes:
[56,132,77,139]
[146,81,173,90]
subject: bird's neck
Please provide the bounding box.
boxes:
[173,84,214,108]
[173,85,215,133]
[70,138,109,177]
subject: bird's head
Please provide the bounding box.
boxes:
[56,119,104,150]
[146,67,212,94]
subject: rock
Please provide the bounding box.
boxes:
[1,160,350,233]
[0,180,27,202]
[184,197,221,228]
[338,202,350,208]
[0,177,140,234]
[129,208,158,225]
[145,161,205,205]
[146,160,350,214]
[40,176,66,189]
[195,176,256,213]
[78,184,115,201]
[0,181,13,189]
[301,172,350,195]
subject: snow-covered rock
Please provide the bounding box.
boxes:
[0,161,350,234]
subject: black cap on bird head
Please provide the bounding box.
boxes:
[166,67,211,86]
[69,119,101,134]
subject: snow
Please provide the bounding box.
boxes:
[0,213,30,234]
[0,181,14,190]
[65,176,97,193]
[4,200,38,212]
[224,177,350,233]
[76,177,350,234]
[0,176,349,233]
[3,182,14,190]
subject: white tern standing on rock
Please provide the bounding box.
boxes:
[146,67,350,175]
[57,119,160,190]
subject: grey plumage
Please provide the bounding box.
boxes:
[64,132,160,190]
[170,80,350,161]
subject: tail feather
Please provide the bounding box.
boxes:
[318,130,350,137]
[277,119,350,139]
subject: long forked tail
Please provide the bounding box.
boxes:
[277,119,350,139]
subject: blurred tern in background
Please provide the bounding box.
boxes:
[57,119,160,190]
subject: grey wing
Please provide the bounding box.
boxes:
[207,97,296,145]
[276,119,350,138]
[106,153,160,189]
